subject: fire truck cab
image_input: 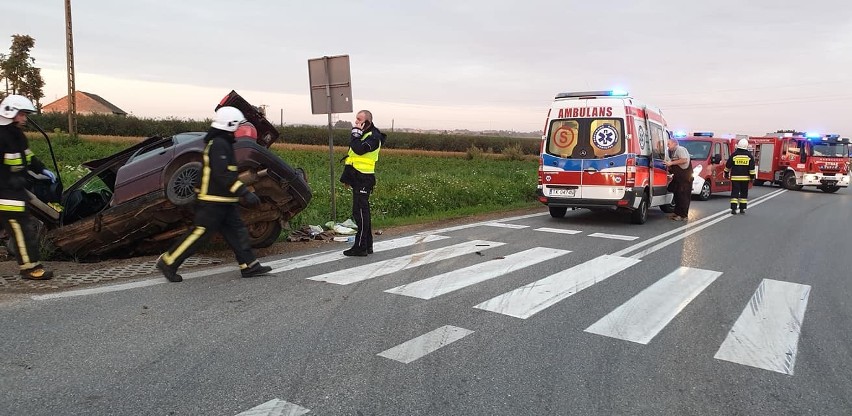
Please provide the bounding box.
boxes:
[749,133,850,193]
[674,131,740,200]
[537,90,673,224]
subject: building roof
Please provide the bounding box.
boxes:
[42,91,127,116]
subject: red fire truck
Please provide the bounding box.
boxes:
[749,133,850,193]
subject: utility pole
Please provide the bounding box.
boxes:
[64,0,77,137]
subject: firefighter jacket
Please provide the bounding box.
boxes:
[724,148,756,181]
[344,125,385,174]
[0,124,47,212]
[197,129,249,204]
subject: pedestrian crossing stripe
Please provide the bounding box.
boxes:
[384,247,570,300]
[307,240,505,285]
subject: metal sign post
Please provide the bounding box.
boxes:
[308,55,352,221]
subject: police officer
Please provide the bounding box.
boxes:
[0,95,57,280]
[340,110,385,256]
[725,139,756,215]
[156,106,272,282]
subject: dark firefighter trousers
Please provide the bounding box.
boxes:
[351,178,375,251]
[161,202,256,269]
[731,181,749,211]
[669,165,693,218]
[0,211,42,270]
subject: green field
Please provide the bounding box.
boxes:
[26,134,541,232]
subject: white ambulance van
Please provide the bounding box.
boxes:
[537,90,674,224]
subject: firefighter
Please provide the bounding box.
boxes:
[340,110,386,256]
[156,106,272,282]
[0,95,57,280]
[725,138,756,215]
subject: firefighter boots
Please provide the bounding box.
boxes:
[343,247,369,257]
[241,262,272,277]
[21,266,53,280]
[156,256,183,282]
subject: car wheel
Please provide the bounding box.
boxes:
[248,220,283,248]
[166,162,201,206]
[821,185,841,193]
[549,206,567,218]
[698,180,711,201]
[630,191,649,224]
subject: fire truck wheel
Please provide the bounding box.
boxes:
[820,185,841,193]
[630,192,649,224]
[549,206,567,218]
[697,180,711,201]
[783,172,802,190]
[753,180,765,186]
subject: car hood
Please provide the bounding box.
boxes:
[216,90,279,148]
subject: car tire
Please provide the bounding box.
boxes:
[630,191,649,224]
[697,180,711,201]
[166,162,202,206]
[820,185,841,193]
[549,206,567,218]
[248,220,282,248]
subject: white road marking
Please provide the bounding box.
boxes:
[714,279,811,375]
[307,240,505,285]
[481,222,529,229]
[385,247,570,299]
[267,234,449,274]
[419,212,548,235]
[377,325,474,364]
[235,398,310,416]
[30,267,233,301]
[612,189,787,259]
[585,267,722,344]
[534,227,582,235]
[588,232,640,241]
[474,255,640,319]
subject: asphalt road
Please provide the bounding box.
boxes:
[1,184,851,416]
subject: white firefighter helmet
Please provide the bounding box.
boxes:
[0,94,37,125]
[210,106,245,132]
[736,138,749,150]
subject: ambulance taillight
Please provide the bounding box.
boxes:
[626,157,636,187]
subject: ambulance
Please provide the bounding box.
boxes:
[537,90,674,224]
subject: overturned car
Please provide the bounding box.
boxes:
[23,91,312,259]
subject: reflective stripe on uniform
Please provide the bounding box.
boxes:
[197,194,239,203]
[7,218,33,267]
[0,198,26,212]
[163,226,207,265]
[229,180,244,194]
[3,152,23,166]
[730,176,751,181]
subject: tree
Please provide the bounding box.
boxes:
[334,119,353,129]
[0,34,45,108]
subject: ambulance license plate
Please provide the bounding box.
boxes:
[550,188,576,197]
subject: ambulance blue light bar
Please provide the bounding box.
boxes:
[693,132,714,137]
[555,90,630,99]
[673,131,687,138]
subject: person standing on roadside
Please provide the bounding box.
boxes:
[156,106,272,282]
[664,134,692,221]
[0,95,57,280]
[340,110,386,256]
[724,138,756,215]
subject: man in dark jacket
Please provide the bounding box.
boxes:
[340,110,385,256]
[664,135,692,221]
[156,106,272,282]
[0,95,57,280]
[724,139,756,215]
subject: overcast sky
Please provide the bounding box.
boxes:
[3,1,852,134]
